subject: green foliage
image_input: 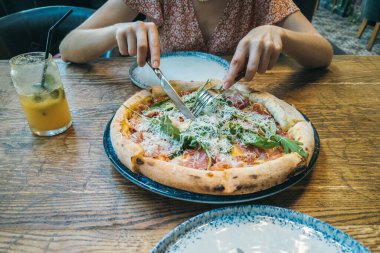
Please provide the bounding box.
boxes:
[273,135,307,158]
[135,84,307,162]
[147,99,175,112]
[242,131,279,149]
[159,115,212,169]
[229,121,306,157]
[159,115,180,141]
[200,142,212,170]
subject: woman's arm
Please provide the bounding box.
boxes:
[281,11,333,68]
[59,0,161,66]
[223,11,333,89]
[60,0,135,63]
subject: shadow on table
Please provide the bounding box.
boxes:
[268,67,330,97]
[108,160,315,232]
[255,172,313,208]
[109,165,211,214]
[110,161,314,210]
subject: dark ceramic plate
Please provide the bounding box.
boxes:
[103,114,320,204]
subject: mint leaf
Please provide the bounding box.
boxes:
[43,73,56,91]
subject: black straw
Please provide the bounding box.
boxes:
[41,9,73,88]
[44,9,73,60]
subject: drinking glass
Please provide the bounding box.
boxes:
[10,52,72,136]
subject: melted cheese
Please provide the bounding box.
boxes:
[139,132,181,157]
[129,89,280,161]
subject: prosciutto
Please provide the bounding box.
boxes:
[180,149,209,170]
[226,90,249,109]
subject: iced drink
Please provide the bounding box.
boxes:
[10,52,72,136]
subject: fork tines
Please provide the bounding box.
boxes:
[191,90,215,117]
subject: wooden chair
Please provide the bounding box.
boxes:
[293,0,346,54]
[356,0,380,51]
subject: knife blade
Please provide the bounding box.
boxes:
[146,61,196,120]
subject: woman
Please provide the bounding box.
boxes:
[60,0,333,89]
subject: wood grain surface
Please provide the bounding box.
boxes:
[0,56,379,252]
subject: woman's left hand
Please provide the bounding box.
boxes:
[223,25,285,89]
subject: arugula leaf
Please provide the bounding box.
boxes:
[169,150,183,159]
[181,135,199,149]
[230,121,306,157]
[168,130,212,170]
[168,135,197,159]
[228,122,243,136]
[200,143,212,170]
[241,131,278,149]
[146,99,175,112]
[159,115,180,141]
[229,122,277,149]
[273,135,307,158]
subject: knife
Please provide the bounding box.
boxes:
[146,60,196,120]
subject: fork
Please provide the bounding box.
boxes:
[190,70,246,117]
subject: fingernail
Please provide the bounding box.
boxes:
[153,60,159,68]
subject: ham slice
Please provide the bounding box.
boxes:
[175,149,209,170]
[226,90,249,109]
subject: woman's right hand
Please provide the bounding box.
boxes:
[115,21,160,68]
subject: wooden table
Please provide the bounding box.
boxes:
[0,56,379,252]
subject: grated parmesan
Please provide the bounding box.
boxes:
[129,89,279,160]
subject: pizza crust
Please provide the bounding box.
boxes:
[249,92,305,131]
[135,153,303,195]
[288,121,315,164]
[110,90,151,172]
[110,81,315,195]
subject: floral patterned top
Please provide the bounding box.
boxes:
[123,0,299,55]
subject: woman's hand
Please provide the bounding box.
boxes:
[223,25,285,89]
[115,21,160,68]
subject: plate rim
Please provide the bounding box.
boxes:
[150,204,370,253]
[128,51,229,89]
[103,112,320,204]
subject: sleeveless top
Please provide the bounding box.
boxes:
[123,0,299,55]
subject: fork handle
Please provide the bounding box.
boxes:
[234,69,246,82]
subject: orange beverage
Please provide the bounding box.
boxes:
[10,52,72,136]
[19,85,71,133]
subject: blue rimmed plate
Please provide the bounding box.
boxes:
[151,205,369,253]
[128,51,229,88]
[103,113,320,204]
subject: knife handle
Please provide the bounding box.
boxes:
[146,57,153,68]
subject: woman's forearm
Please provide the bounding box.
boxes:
[282,29,333,68]
[60,25,118,63]
[59,0,140,63]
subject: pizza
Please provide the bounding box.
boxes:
[110,80,315,195]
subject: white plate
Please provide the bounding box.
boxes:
[128,51,229,88]
[152,205,369,253]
